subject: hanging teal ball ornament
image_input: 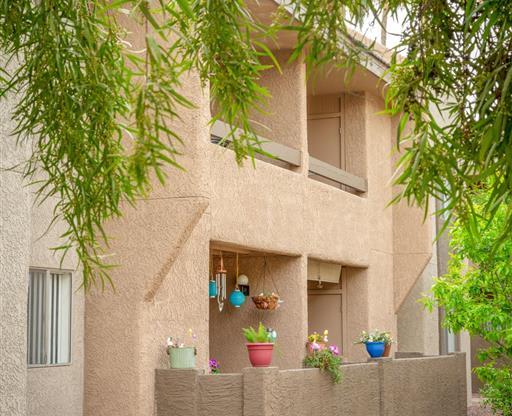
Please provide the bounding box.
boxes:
[229,288,245,308]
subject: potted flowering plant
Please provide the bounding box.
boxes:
[303,341,343,384]
[242,323,275,367]
[306,330,329,353]
[209,359,220,374]
[354,330,392,358]
[166,329,197,369]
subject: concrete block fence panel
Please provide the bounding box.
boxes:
[197,373,243,416]
[243,367,280,416]
[155,355,466,416]
[380,354,467,416]
[155,369,200,416]
[334,363,380,415]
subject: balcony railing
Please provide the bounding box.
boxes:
[210,120,367,193]
[210,121,301,167]
[308,156,367,193]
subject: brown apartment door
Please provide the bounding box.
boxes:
[307,95,346,188]
[307,292,343,350]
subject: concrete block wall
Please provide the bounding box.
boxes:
[155,354,467,416]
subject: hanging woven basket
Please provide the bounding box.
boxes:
[251,257,281,310]
[252,293,280,310]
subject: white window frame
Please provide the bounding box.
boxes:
[27,268,73,368]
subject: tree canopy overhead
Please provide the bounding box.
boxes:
[1,1,512,288]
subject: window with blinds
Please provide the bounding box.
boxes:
[27,269,72,366]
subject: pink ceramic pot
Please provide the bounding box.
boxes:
[246,343,274,367]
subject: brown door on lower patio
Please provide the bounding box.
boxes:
[307,291,343,350]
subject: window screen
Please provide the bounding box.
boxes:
[28,269,71,366]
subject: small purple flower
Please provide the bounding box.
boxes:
[311,342,320,352]
[209,358,220,374]
[329,345,340,355]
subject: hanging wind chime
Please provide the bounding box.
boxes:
[229,253,246,308]
[215,252,227,312]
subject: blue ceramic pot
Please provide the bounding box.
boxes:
[365,341,385,358]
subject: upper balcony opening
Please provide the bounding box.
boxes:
[209,50,304,173]
[307,67,368,195]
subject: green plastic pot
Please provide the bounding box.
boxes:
[168,347,196,369]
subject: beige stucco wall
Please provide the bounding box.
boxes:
[1,79,30,416]
[26,197,84,416]
[84,48,438,415]
[84,68,212,416]
[396,230,439,355]
[1,68,84,415]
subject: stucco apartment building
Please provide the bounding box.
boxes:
[0,3,472,416]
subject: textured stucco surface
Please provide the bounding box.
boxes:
[391,116,433,312]
[84,66,212,416]
[85,50,438,415]
[26,197,84,416]
[155,355,466,416]
[1,157,30,416]
[250,51,307,155]
[3,11,442,415]
[381,354,467,416]
[397,216,439,356]
[1,65,84,415]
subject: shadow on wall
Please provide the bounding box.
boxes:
[209,250,306,373]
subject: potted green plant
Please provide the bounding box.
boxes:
[354,330,392,358]
[242,323,275,367]
[303,344,343,384]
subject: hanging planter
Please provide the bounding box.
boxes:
[251,256,282,310]
[252,293,280,310]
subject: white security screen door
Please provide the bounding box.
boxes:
[28,269,71,366]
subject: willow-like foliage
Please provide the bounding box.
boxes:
[386,0,512,242]
[2,1,512,290]
[0,0,375,289]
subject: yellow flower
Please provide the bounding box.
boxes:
[323,329,329,335]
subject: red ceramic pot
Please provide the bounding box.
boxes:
[246,343,274,367]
